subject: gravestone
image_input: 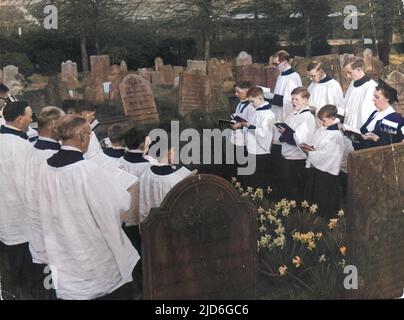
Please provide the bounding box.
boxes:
[3,65,19,86]
[120,60,128,72]
[347,144,404,299]
[235,63,266,87]
[142,174,257,300]
[138,68,152,82]
[150,71,166,86]
[179,73,210,116]
[265,67,280,92]
[236,51,253,67]
[187,60,207,76]
[0,68,3,82]
[83,73,104,104]
[118,74,160,124]
[386,71,404,115]
[61,60,78,89]
[90,55,110,82]
[173,66,184,78]
[155,57,164,72]
[207,58,232,110]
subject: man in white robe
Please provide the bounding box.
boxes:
[0,101,34,292]
[37,115,140,300]
[343,57,377,129]
[139,138,195,223]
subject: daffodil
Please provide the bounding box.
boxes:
[337,209,345,218]
[319,254,327,263]
[309,204,318,214]
[292,256,303,268]
[328,219,339,230]
[279,265,288,276]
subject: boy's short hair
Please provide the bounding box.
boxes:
[273,50,291,63]
[68,100,96,114]
[108,123,127,144]
[307,61,323,72]
[246,86,264,99]
[234,81,252,90]
[343,57,365,70]
[124,127,147,150]
[318,105,338,120]
[291,87,310,100]
[57,115,87,141]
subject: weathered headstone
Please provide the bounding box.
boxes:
[142,174,257,300]
[90,55,110,82]
[150,71,166,86]
[187,60,207,76]
[386,71,404,115]
[154,57,164,72]
[3,65,19,85]
[207,58,232,110]
[235,63,266,87]
[118,74,160,124]
[120,60,128,73]
[61,60,78,89]
[138,68,152,82]
[236,51,252,67]
[265,67,280,92]
[83,73,104,104]
[179,73,210,116]
[347,144,404,299]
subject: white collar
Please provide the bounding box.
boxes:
[126,149,144,154]
[294,107,311,115]
[38,136,59,143]
[4,124,22,131]
[61,145,83,153]
[375,106,395,119]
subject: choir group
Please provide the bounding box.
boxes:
[0,50,402,300]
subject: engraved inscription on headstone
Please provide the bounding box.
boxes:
[90,55,110,82]
[235,63,266,87]
[142,174,257,300]
[178,73,210,116]
[119,74,160,124]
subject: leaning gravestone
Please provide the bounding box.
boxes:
[236,51,253,67]
[178,73,210,116]
[142,174,257,300]
[235,63,266,87]
[347,144,404,299]
[386,71,404,115]
[61,60,78,89]
[118,74,160,124]
[187,60,207,76]
[90,55,110,82]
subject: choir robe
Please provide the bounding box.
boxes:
[103,147,126,159]
[0,125,33,245]
[343,75,377,129]
[25,137,61,264]
[272,68,302,143]
[244,103,275,188]
[230,100,256,147]
[38,146,140,300]
[308,76,344,115]
[354,106,403,150]
[139,165,193,223]
[279,108,316,201]
[305,123,345,219]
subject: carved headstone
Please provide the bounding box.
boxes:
[207,58,232,110]
[118,74,160,124]
[187,60,207,76]
[236,51,253,67]
[179,73,210,116]
[235,63,266,87]
[138,68,152,82]
[142,174,257,300]
[120,60,128,73]
[83,72,104,104]
[347,144,404,299]
[90,55,110,82]
[150,71,166,86]
[61,60,78,89]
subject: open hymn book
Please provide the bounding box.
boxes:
[341,124,363,143]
